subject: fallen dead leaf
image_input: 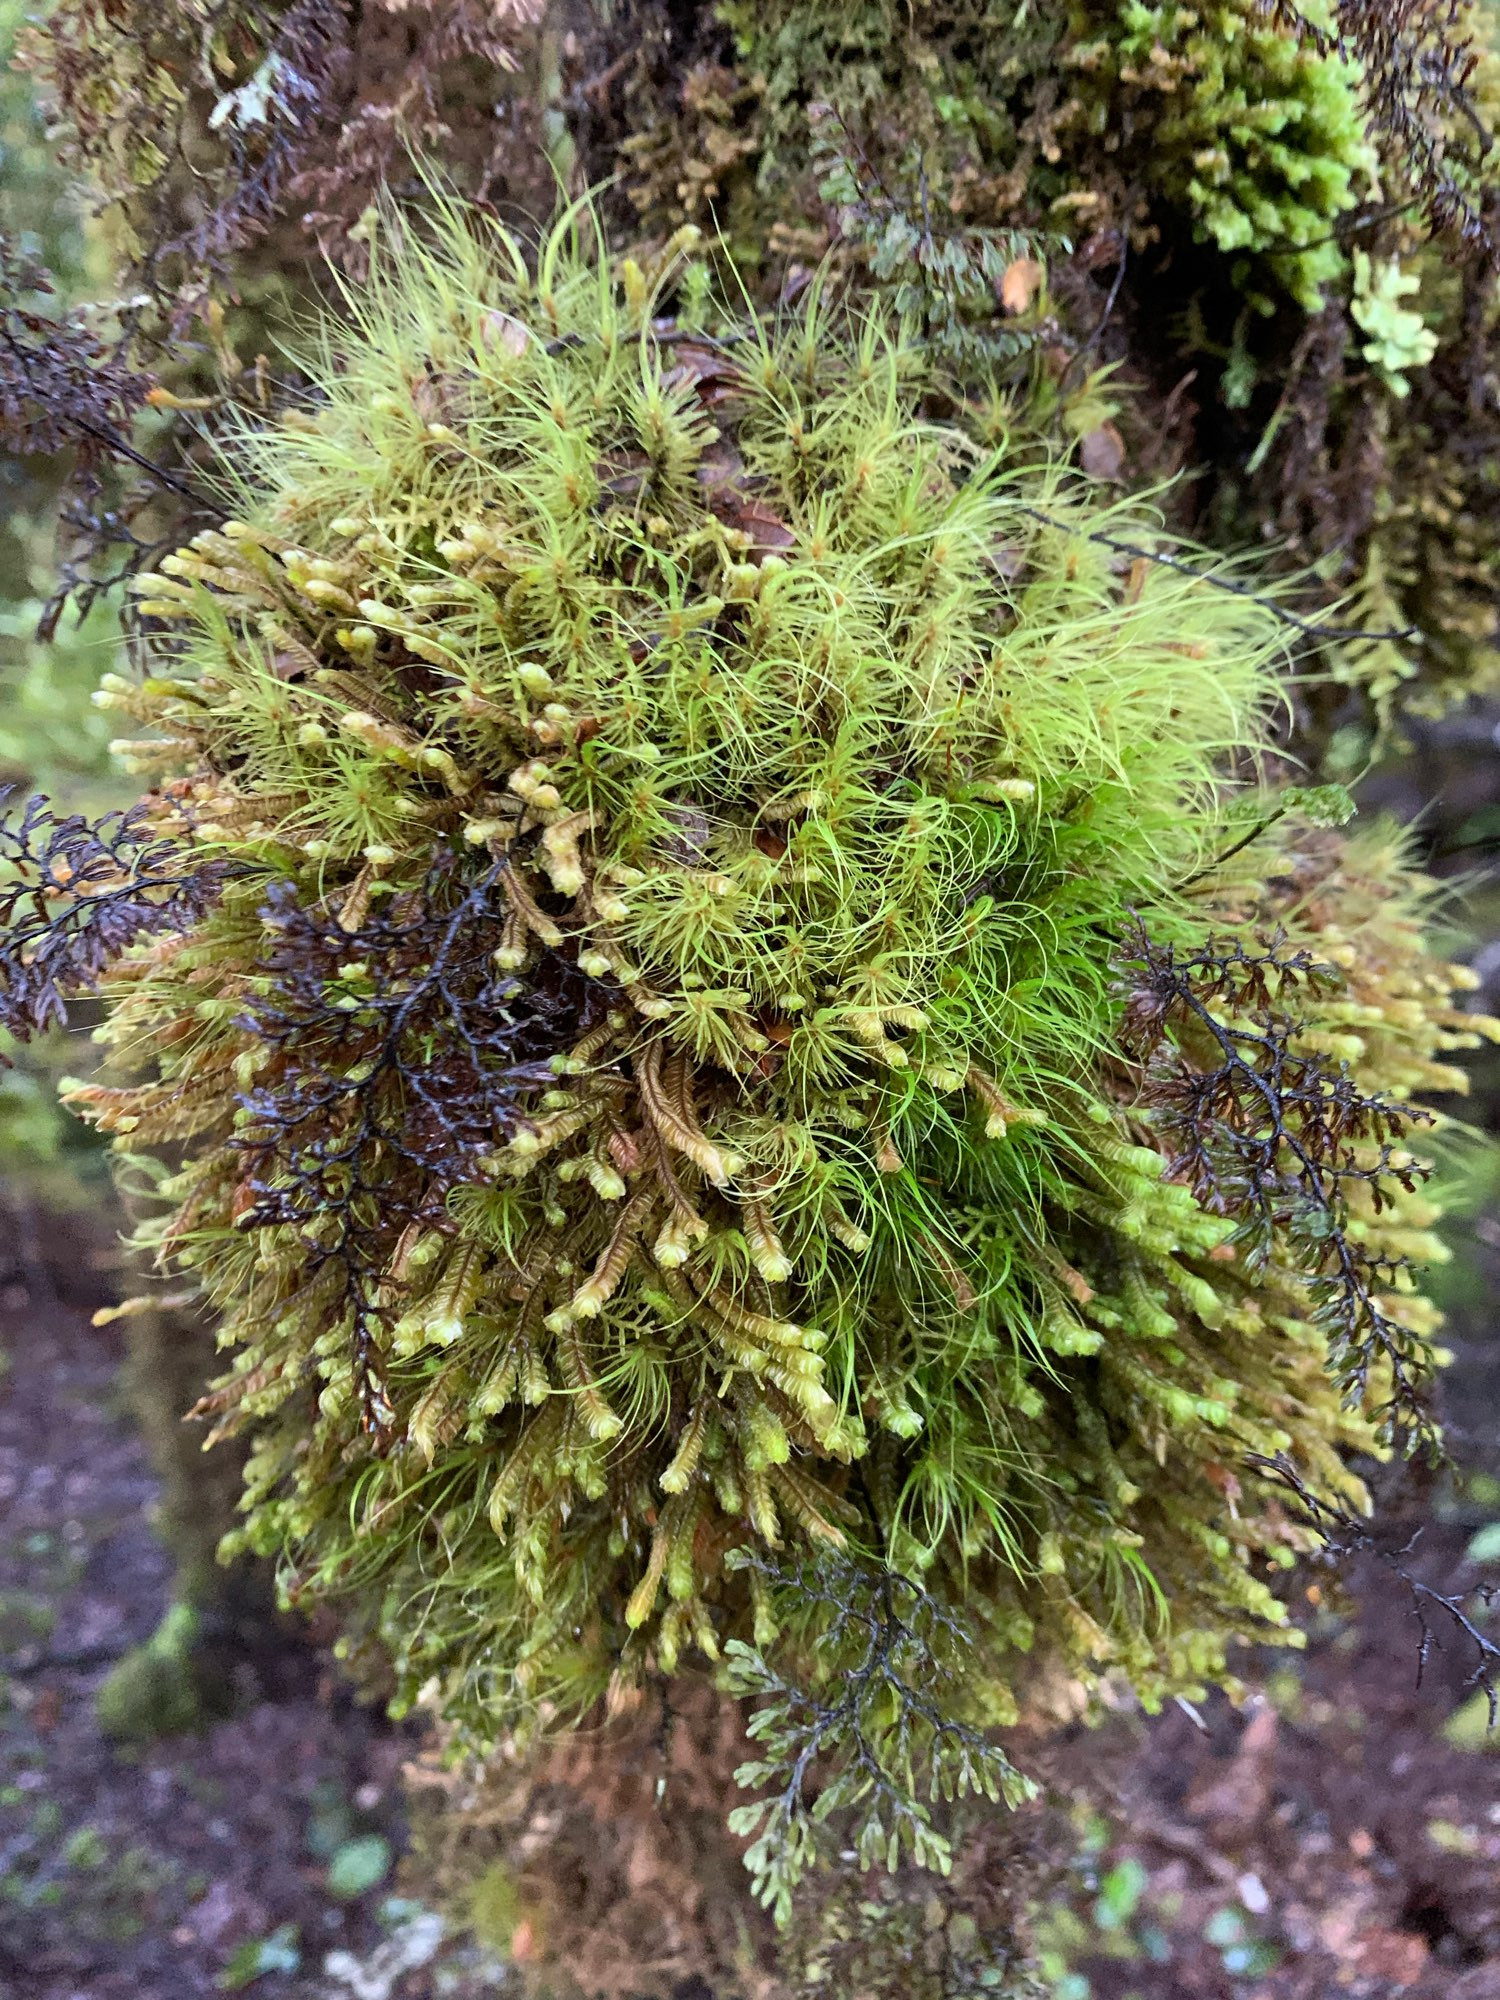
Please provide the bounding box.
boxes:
[1078,421,1126,482]
[479,310,530,357]
[713,494,797,556]
[999,256,1044,314]
[1352,1926,1430,1986]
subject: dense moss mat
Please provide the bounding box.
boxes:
[620,0,1500,734]
[22,204,1487,1903]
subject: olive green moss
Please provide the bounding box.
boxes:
[640,0,1369,326]
[95,1603,210,1740]
[617,0,1500,731]
[63,209,1490,1838]
[1058,2,1369,316]
[24,0,1500,728]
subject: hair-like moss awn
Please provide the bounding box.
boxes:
[0,200,1491,1916]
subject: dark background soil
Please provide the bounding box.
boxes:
[1035,1527,1500,2000]
[0,1206,424,2000]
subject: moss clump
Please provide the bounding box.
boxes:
[1315,220,1500,733]
[95,1603,210,1741]
[48,203,1488,1899]
[643,0,1369,335]
[1060,1,1369,314]
[613,1,1500,737]
[21,0,1500,734]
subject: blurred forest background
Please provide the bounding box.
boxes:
[3,2,1500,1996]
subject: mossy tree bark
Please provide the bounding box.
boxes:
[10,0,1500,1986]
[98,1274,281,1740]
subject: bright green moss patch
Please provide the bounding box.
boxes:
[1062,1,1369,313]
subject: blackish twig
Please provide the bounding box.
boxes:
[1251,1451,1500,1720]
[1261,0,1498,261]
[1121,928,1438,1453]
[0,793,232,1044]
[234,853,606,1437]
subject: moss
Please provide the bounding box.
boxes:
[463,1859,529,1956]
[1059,1,1369,314]
[628,0,1368,339]
[2,0,1496,1945]
[118,1290,280,1626]
[1442,1687,1500,1752]
[1321,227,1500,731]
[96,1300,278,1742]
[34,199,1485,1904]
[21,0,1500,733]
[615,0,1500,736]
[95,1604,210,1741]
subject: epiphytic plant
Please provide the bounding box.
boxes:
[0,200,1489,1911]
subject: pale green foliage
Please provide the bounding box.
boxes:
[1065,0,1371,312]
[1350,248,1440,395]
